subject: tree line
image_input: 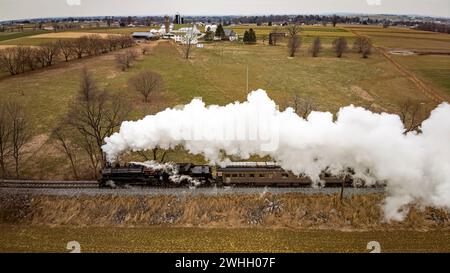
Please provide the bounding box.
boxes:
[284,25,372,59]
[0,34,134,76]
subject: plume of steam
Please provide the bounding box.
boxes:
[102,89,450,221]
[131,161,201,186]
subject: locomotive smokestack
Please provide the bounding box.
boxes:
[102,89,450,221]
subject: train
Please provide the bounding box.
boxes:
[99,161,355,188]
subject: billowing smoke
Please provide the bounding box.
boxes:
[130,161,202,187]
[102,89,450,221]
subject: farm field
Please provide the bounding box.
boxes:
[346,25,450,97]
[392,55,450,96]
[0,25,447,179]
[345,24,450,51]
[1,225,449,253]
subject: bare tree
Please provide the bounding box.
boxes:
[331,15,338,27]
[332,37,348,58]
[86,34,103,56]
[180,31,197,59]
[57,39,74,62]
[287,24,301,57]
[117,34,135,49]
[353,37,365,53]
[106,35,120,51]
[53,126,79,179]
[23,47,39,70]
[129,70,163,103]
[14,47,31,73]
[115,49,137,71]
[310,37,322,57]
[0,47,21,75]
[66,68,130,177]
[138,148,168,163]
[353,36,372,58]
[37,42,60,66]
[361,42,372,59]
[290,91,316,119]
[71,36,89,59]
[7,102,32,179]
[0,104,11,178]
[399,100,425,134]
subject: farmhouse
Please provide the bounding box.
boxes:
[205,24,218,33]
[172,25,201,44]
[177,25,201,35]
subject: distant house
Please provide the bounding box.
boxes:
[172,25,201,45]
[177,25,201,35]
[204,24,217,33]
[223,29,238,41]
[173,32,199,45]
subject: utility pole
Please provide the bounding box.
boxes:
[246,65,249,92]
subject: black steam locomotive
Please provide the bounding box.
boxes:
[99,162,354,188]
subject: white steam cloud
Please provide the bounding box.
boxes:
[102,89,450,221]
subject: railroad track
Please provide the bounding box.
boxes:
[0,180,99,189]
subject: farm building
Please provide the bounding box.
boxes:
[205,24,218,33]
[224,29,239,41]
[132,32,158,40]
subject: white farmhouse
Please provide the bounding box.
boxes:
[172,25,200,45]
[204,24,217,33]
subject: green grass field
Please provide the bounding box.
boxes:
[0,30,50,42]
[0,225,449,253]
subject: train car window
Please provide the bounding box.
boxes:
[232,174,238,177]
[259,174,265,178]
[249,174,255,178]
[225,174,230,177]
[239,174,245,177]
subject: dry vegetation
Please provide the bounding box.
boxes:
[1,193,449,230]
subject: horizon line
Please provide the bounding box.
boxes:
[2,12,449,23]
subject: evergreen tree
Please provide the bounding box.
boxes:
[243,30,250,43]
[244,29,256,44]
[249,28,257,43]
[204,27,214,41]
[215,24,225,39]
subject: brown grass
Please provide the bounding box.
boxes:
[1,193,448,230]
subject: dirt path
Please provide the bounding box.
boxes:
[348,29,447,103]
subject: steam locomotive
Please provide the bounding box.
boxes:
[99,162,354,188]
